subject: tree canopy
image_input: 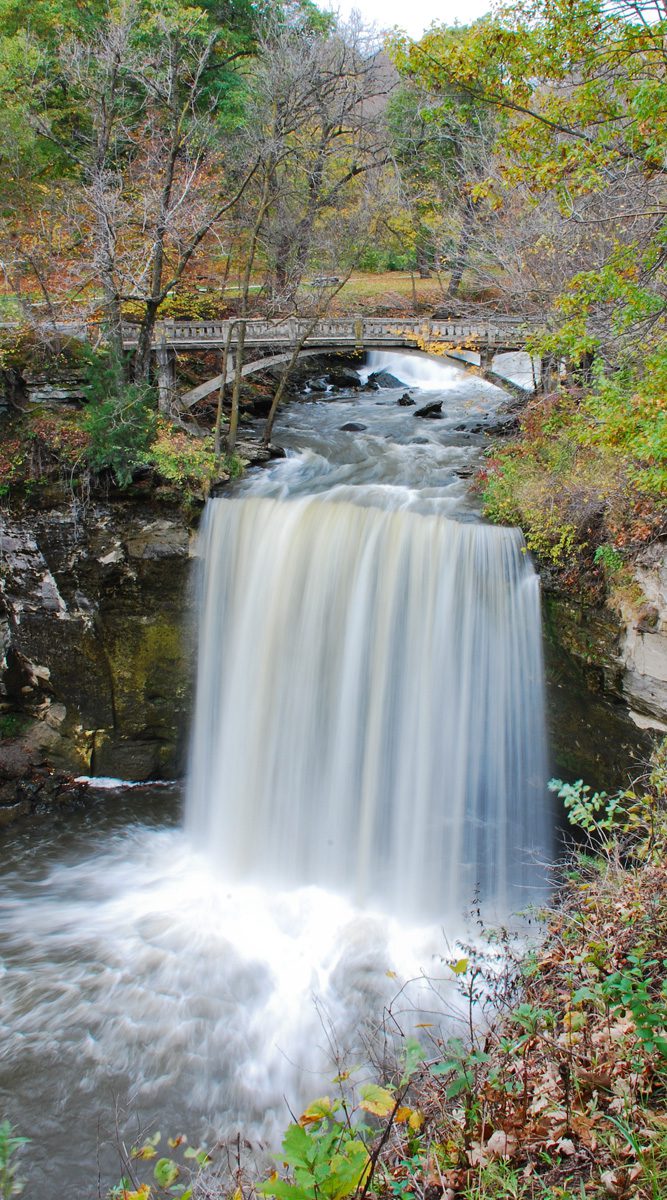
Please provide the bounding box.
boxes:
[391,0,667,358]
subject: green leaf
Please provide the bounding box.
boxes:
[154,1157,180,1187]
[430,1059,462,1076]
[281,1122,318,1169]
[300,1097,339,1125]
[258,1179,313,1200]
[445,1073,473,1099]
[400,1037,424,1084]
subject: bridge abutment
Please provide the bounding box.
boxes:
[155,345,177,414]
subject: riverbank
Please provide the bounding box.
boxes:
[476,358,667,747]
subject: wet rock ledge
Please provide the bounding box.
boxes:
[1,498,198,795]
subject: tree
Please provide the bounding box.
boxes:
[248,15,393,304]
[386,80,494,291]
[218,13,395,450]
[390,0,667,357]
[0,0,324,390]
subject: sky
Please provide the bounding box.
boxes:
[323,0,491,40]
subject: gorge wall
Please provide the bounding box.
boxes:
[0,498,197,804]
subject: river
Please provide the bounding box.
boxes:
[0,352,551,1196]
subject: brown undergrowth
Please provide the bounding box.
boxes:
[370,744,667,1200]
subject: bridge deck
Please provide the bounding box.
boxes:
[122,315,530,353]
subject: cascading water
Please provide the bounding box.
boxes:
[187,494,548,919]
[0,351,551,1196]
[362,349,465,389]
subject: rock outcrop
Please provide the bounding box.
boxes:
[543,545,667,786]
[0,499,198,784]
[618,546,667,731]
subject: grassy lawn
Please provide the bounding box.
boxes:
[330,271,447,314]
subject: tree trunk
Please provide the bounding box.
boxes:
[155,344,175,414]
[227,167,274,452]
[448,196,476,298]
[216,324,235,463]
[100,283,125,366]
[132,300,161,383]
[227,321,246,454]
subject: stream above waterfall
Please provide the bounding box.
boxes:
[0,352,552,1197]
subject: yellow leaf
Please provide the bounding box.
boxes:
[394,1107,413,1124]
[359,1084,395,1117]
[300,1097,336,1125]
[408,1111,425,1132]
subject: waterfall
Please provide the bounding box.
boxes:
[362,349,464,390]
[186,494,549,920]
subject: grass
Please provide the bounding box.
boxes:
[0,270,470,329]
[330,272,446,313]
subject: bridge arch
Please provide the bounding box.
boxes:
[181,343,531,408]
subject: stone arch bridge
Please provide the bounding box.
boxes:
[123,316,553,407]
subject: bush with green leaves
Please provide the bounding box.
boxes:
[259,1044,425,1200]
[551,740,667,855]
[481,348,667,582]
[107,1129,209,1199]
[0,1122,28,1199]
[83,351,157,488]
[148,418,243,498]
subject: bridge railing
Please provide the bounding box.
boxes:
[121,316,532,349]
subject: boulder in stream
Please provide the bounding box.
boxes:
[307,377,329,393]
[367,369,404,389]
[339,422,367,432]
[415,401,443,419]
[398,393,415,407]
[327,367,361,390]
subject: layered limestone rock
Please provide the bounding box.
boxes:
[0,500,197,785]
[619,546,667,732]
[543,545,667,787]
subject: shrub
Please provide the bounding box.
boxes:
[120,291,229,324]
[0,1121,29,1199]
[148,418,242,498]
[82,352,157,488]
[0,437,26,497]
[0,325,90,375]
[481,350,667,583]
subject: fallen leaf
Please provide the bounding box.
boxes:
[485,1130,518,1160]
[557,1137,576,1156]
